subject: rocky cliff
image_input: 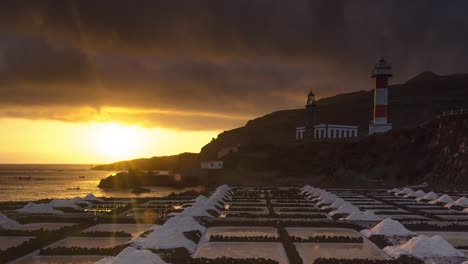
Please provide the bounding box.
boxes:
[212,113,468,188]
[426,113,468,188]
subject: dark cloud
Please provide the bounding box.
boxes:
[0,1,467,130]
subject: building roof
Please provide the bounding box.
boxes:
[314,123,358,129]
[374,58,391,69]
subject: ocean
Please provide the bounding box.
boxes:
[0,164,195,202]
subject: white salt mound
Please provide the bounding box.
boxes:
[0,213,21,229]
[345,211,383,221]
[206,185,231,207]
[383,235,464,259]
[329,203,360,216]
[327,198,346,209]
[191,195,217,212]
[312,188,325,197]
[429,194,454,204]
[397,188,414,195]
[387,188,400,193]
[173,184,232,218]
[84,193,104,202]
[132,216,205,253]
[404,190,426,198]
[361,218,414,237]
[16,202,64,215]
[185,195,207,207]
[70,197,93,206]
[447,197,468,207]
[301,186,315,195]
[176,205,212,217]
[416,192,438,201]
[96,247,168,264]
[320,194,338,204]
[164,216,206,233]
[49,199,82,210]
[132,225,197,252]
[317,192,332,200]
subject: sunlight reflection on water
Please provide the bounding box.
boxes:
[0,164,197,201]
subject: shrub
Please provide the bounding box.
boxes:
[184,230,202,244]
[291,235,363,243]
[209,235,279,242]
[40,245,127,256]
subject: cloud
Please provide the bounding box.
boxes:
[0,1,467,130]
[0,105,247,130]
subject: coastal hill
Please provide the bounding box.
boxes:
[93,71,468,188]
[93,110,468,189]
[200,71,468,160]
[92,152,199,171]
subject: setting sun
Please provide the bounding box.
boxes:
[90,123,147,160]
[0,118,218,164]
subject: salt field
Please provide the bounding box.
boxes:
[286,227,361,238]
[193,242,290,264]
[0,236,34,250]
[1,185,467,264]
[14,255,107,264]
[204,226,279,240]
[416,231,468,247]
[18,223,78,231]
[294,241,389,262]
[47,237,131,249]
[82,224,155,237]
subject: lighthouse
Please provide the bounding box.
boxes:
[305,91,316,134]
[296,91,358,140]
[369,58,392,135]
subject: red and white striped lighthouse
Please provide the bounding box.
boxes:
[369,58,393,135]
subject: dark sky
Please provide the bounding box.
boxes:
[0,0,467,130]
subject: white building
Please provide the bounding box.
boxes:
[296,124,358,140]
[200,160,223,170]
[296,91,359,141]
[217,145,240,159]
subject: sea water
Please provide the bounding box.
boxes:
[0,164,194,201]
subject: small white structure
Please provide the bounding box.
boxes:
[296,126,306,140]
[296,124,358,140]
[217,145,240,159]
[200,161,223,170]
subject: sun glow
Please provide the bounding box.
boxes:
[0,118,219,164]
[90,123,146,160]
